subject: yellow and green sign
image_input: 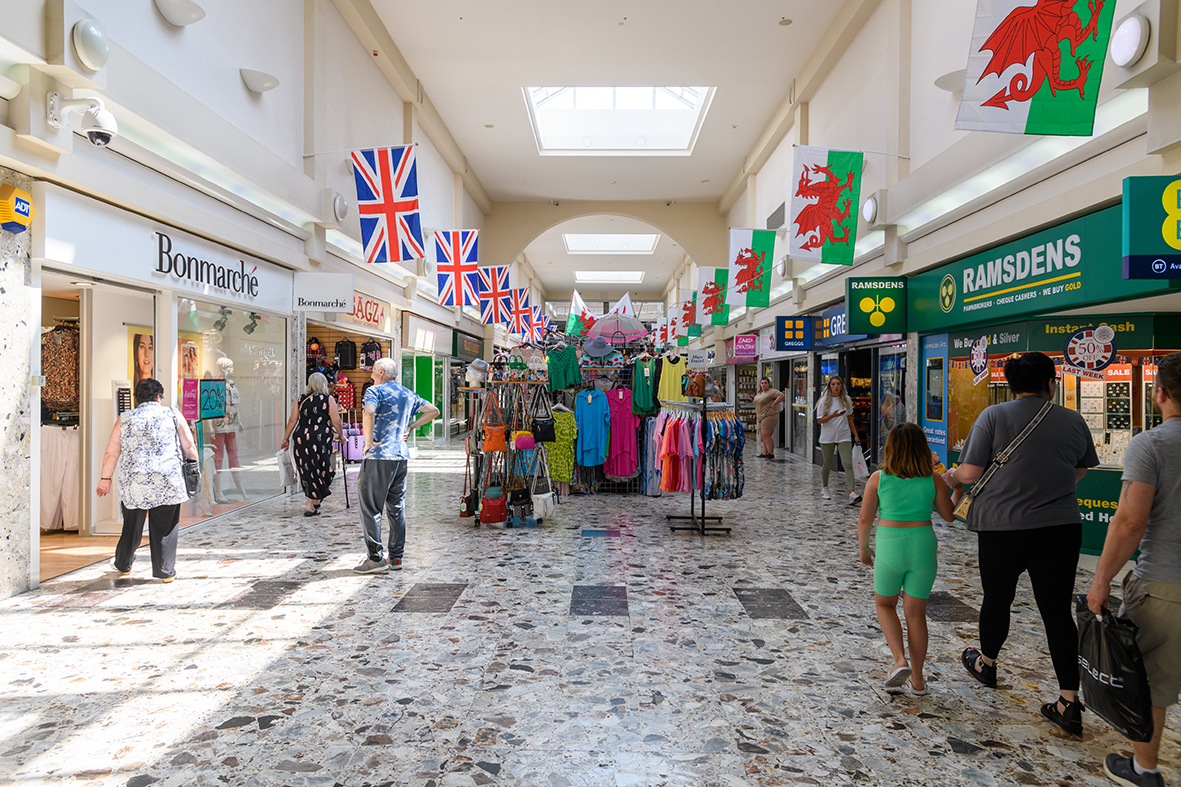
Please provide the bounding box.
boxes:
[847,277,906,334]
[1123,175,1181,279]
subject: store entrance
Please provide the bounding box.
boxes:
[38,271,155,581]
[789,357,808,457]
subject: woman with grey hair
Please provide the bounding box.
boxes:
[281,372,344,515]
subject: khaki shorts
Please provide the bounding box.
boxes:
[1120,572,1181,708]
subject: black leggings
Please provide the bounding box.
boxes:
[977,523,1081,691]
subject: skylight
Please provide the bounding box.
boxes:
[574,271,646,284]
[524,86,715,156]
[563,233,660,254]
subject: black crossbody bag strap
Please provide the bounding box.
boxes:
[968,399,1054,498]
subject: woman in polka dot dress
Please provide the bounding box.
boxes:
[281,372,344,515]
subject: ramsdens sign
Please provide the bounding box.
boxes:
[157,232,260,297]
[909,206,1171,333]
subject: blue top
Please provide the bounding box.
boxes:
[574,388,610,467]
[363,380,429,460]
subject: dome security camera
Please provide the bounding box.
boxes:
[46,92,119,148]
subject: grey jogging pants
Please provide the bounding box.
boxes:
[357,459,408,561]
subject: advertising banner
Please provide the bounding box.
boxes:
[1122,176,1181,279]
[776,316,813,351]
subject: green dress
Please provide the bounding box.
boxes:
[632,358,660,415]
[547,411,577,483]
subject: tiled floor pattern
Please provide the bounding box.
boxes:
[1,447,1176,786]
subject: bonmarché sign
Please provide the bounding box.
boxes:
[157,233,259,296]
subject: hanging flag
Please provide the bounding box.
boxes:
[608,293,636,317]
[565,289,597,336]
[789,145,864,267]
[508,288,531,335]
[668,306,683,339]
[728,228,777,308]
[955,0,1115,136]
[433,230,479,307]
[680,295,701,338]
[526,305,546,343]
[350,145,426,264]
[476,265,511,325]
[654,316,668,347]
[696,267,730,326]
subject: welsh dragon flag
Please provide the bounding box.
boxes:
[565,289,596,336]
[955,0,1115,136]
[789,146,863,266]
[608,293,636,317]
[727,229,775,308]
[680,295,701,338]
[696,267,730,326]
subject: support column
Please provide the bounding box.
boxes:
[155,290,178,409]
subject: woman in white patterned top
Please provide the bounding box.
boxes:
[97,379,198,582]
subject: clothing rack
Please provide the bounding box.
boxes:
[664,398,733,535]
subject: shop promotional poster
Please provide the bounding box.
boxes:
[1062,324,1118,381]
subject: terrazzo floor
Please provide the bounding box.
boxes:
[2,447,1175,787]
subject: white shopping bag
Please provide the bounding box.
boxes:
[852,445,870,480]
[277,448,296,487]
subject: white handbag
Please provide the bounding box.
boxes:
[529,445,556,521]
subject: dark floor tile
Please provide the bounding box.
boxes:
[217,581,303,610]
[581,529,621,538]
[393,583,467,614]
[733,587,809,620]
[570,585,628,616]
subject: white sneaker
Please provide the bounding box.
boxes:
[821,487,831,500]
[849,492,864,507]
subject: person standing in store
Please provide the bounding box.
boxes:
[280,372,344,516]
[753,377,786,458]
[857,423,955,696]
[1086,352,1181,787]
[352,357,440,574]
[97,378,198,583]
[815,376,862,504]
[943,352,1098,736]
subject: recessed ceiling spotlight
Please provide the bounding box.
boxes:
[70,281,95,287]
[732,124,738,129]
[779,17,793,26]
[701,179,710,183]
[636,136,646,147]
[484,123,494,128]
[582,136,593,147]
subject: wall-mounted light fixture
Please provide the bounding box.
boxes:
[240,69,280,94]
[243,312,260,334]
[154,0,206,26]
[71,19,110,72]
[862,195,878,225]
[213,306,231,332]
[1111,14,1151,67]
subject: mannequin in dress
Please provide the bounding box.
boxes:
[212,357,247,500]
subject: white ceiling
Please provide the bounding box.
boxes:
[369,0,839,203]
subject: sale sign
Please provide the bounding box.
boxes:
[180,378,199,420]
[970,337,989,385]
[1063,324,1117,381]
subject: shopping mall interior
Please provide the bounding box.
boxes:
[2,1,1181,785]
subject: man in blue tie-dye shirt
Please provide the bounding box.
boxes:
[353,358,439,574]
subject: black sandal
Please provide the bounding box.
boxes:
[1040,695,1084,735]
[961,647,998,688]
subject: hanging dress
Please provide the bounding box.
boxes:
[292,393,336,500]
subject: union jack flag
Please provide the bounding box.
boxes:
[476,265,511,325]
[525,305,545,343]
[350,146,425,264]
[433,230,479,307]
[508,288,531,335]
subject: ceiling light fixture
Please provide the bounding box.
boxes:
[70,281,95,287]
[484,123,494,128]
[778,17,793,26]
[154,0,206,26]
[213,306,231,332]
[574,271,646,284]
[243,312,261,334]
[862,196,878,224]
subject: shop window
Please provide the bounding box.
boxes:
[177,301,286,525]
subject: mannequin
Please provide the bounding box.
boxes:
[211,357,247,500]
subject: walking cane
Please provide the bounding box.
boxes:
[341,449,350,509]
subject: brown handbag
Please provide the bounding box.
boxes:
[481,393,507,453]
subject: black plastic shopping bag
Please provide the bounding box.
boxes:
[1076,595,1154,742]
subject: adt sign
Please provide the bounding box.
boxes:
[0,184,34,234]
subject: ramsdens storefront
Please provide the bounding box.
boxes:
[909,204,1181,553]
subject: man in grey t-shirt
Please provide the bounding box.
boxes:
[1087,353,1181,787]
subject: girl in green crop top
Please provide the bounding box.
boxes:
[857,423,956,695]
